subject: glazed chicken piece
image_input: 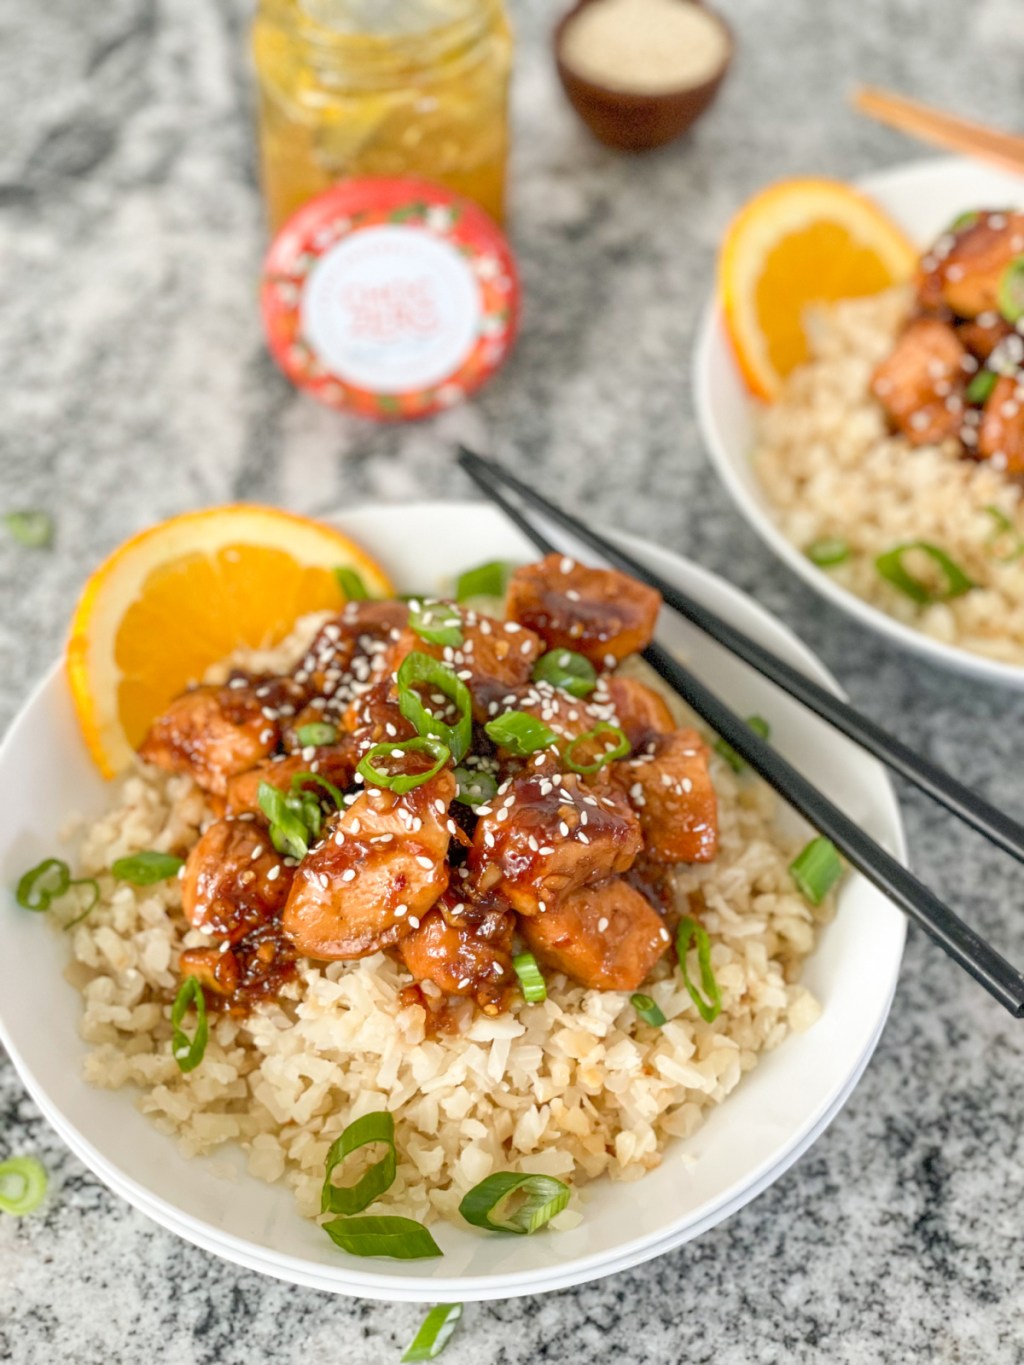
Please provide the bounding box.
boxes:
[978,374,1024,475]
[295,600,408,700]
[505,555,661,668]
[957,315,1015,364]
[398,891,515,1010]
[179,944,241,997]
[469,771,642,916]
[341,676,417,755]
[520,878,670,991]
[282,769,456,959]
[601,675,675,751]
[923,210,1024,320]
[613,729,718,864]
[181,818,295,943]
[224,742,357,818]
[139,683,281,796]
[391,609,544,721]
[870,317,967,446]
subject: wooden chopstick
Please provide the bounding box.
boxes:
[853,86,1024,176]
[457,446,1024,1017]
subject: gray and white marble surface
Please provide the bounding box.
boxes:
[4,0,1024,1360]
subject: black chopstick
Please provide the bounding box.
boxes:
[458,447,1024,1018]
[458,445,1024,866]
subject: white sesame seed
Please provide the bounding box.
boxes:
[597,917,609,933]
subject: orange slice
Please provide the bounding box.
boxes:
[67,504,394,777]
[719,178,918,399]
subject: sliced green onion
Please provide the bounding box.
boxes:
[170,975,208,1073]
[397,652,473,764]
[875,542,974,605]
[455,560,515,601]
[258,781,311,860]
[966,369,998,405]
[630,993,666,1027]
[485,710,557,756]
[295,721,339,747]
[111,851,184,885]
[4,510,53,549]
[63,880,100,930]
[409,601,464,648]
[531,648,597,698]
[459,1172,570,1234]
[0,1156,48,1215]
[357,738,450,796]
[713,715,770,774]
[322,1215,442,1260]
[453,767,498,808]
[805,537,851,567]
[321,1111,397,1216]
[512,951,547,1003]
[998,255,1024,324]
[675,917,721,1024]
[790,836,843,905]
[290,771,345,809]
[15,857,99,927]
[562,722,630,775]
[334,567,369,600]
[984,505,1024,563]
[401,1304,464,1362]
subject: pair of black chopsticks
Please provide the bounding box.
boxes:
[456,445,1024,1019]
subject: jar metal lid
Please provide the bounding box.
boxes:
[260,178,520,421]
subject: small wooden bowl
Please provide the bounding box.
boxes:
[554,0,734,152]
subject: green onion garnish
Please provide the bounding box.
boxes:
[291,771,346,809]
[512,951,547,1003]
[111,851,185,885]
[630,993,666,1027]
[875,542,974,605]
[562,722,630,775]
[258,781,313,860]
[15,857,100,927]
[455,560,515,601]
[998,255,1024,324]
[334,567,369,600]
[321,1111,398,1216]
[322,1215,442,1260]
[0,1156,48,1216]
[675,917,721,1024]
[409,601,464,649]
[805,537,851,567]
[295,721,338,747]
[713,715,770,774]
[485,711,556,756]
[401,1304,464,1362]
[458,1172,570,1235]
[947,210,979,234]
[397,652,473,764]
[966,369,998,405]
[984,506,1024,563]
[790,836,843,905]
[357,737,451,795]
[4,510,53,549]
[453,767,498,808]
[170,975,208,1073]
[531,649,597,699]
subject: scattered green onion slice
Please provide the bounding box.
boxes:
[485,710,557,756]
[397,652,473,764]
[713,715,770,774]
[4,510,53,549]
[321,1111,398,1216]
[334,567,369,600]
[875,542,974,605]
[290,771,345,809]
[409,601,464,649]
[258,781,312,860]
[322,1215,442,1260]
[453,767,498,808]
[790,836,843,905]
[459,1172,570,1235]
[0,1157,48,1216]
[111,851,185,885]
[512,951,547,1003]
[15,857,99,927]
[984,505,1024,563]
[455,560,515,601]
[531,648,597,699]
[401,1304,464,1362]
[630,993,666,1027]
[170,975,208,1073]
[357,737,451,796]
[63,880,101,930]
[805,537,851,568]
[295,721,338,747]
[966,369,998,405]
[562,722,630,775]
[997,255,1024,325]
[675,917,722,1024]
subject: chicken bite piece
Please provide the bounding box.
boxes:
[506,555,661,668]
[139,683,281,796]
[224,743,357,818]
[870,317,968,447]
[520,878,670,991]
[398,891,514,1010]
[181,818,295,943]
[601,675,675,751]
[295,600,408,700]
[929,211,1024,319]
[282,769,456,959]
[613,729,718,864]
[978,374,1024,475]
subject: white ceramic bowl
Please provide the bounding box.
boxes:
[694,156,1024,688]
[0,501,906,1301]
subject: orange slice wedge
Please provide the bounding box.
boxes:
[67,504,394,777]
[719,177,918,399]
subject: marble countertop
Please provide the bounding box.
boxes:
[4,0,1024,1359]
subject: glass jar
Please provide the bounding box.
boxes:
[253,0,513,234]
